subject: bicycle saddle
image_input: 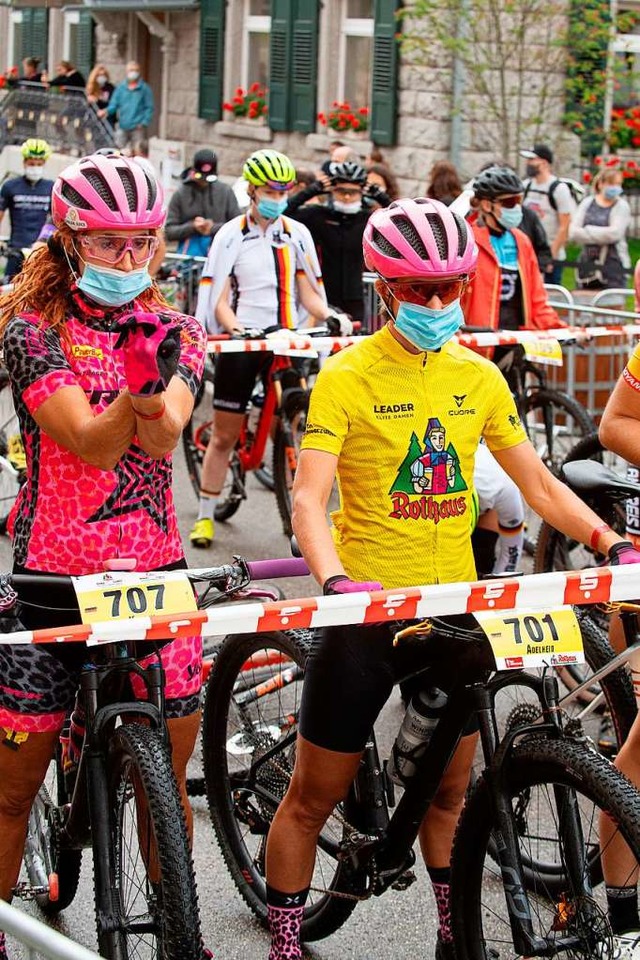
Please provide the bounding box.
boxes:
[561,459,640,502]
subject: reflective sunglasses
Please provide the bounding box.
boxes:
[492,194,523,208]
[77,234,159,265]
[384,275,469,307]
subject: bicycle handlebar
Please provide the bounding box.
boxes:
[245,557,310,579]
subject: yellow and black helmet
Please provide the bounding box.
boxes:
[21,138,52,161]
[242,149,295,191]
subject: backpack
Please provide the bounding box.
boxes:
[524,177,585,211]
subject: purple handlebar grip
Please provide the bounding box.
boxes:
[246,557,310,580]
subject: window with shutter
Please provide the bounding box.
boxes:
[291,1,319,132]
[199,0,225,122]
[268,0,292,130]
[75,12,95,86]
[370,0,400,146]
[18,8,49,67]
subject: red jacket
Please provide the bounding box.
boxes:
[462,220,563,330]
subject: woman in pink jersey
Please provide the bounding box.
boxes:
[0,152,206,959]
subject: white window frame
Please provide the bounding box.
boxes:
[63,10,80,63]
[242,1,270,90]
[337,1,374,104]
[8,10,22,72]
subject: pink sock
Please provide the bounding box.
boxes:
[267,904,303,960]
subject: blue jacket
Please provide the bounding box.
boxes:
[107,79,154,130]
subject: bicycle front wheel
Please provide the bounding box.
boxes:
[202,630,364,942]
[273,391,309,538]
[452,736,640,960]
[100,723,202,960]
[524,389,595,474]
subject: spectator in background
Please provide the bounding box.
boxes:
[99,61,154,154]
[290,169,324,205]
[366,162,400,203]
[463,165,560,331]
[46,61,85,91]
[520,143,576,285]
[20,57,43,84]
[86,64,114,112]
[569,166,631,293]
[365,144,386,166]
[426,160,464,206]
[165,148,240,257]
[0,139,54,280]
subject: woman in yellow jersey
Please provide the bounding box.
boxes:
[263,198,640,960]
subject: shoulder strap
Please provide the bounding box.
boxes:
[547,178,560,212]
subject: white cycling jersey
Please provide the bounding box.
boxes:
[195,212,325,332]
[474,441,525,574]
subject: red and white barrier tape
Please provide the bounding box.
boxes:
[206,326,640,355]
[0,565,637,647]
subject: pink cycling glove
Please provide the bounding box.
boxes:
[115,311,181,397]
[608,542,640,565]
[323,575,383,595]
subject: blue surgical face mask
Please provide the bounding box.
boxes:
[497,204,523,229]
[393,299,464,352]
[604,185,623,200]
[77,262,152,307]
[257,196,288,220]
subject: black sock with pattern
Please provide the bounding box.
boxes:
[428,865,452,943]
[606,884,640,934]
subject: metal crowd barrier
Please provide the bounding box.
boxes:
[0,900,101,960]
[0,86,115,155]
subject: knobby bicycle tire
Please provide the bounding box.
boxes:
[451,736,640,960]
[523,389,595,474]
[202,630,365,942]
[100,723,202,960]
[273,392,309,539]
[23,755,82,915]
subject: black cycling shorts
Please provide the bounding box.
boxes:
[213,353,271,414]
[299,620,480,754]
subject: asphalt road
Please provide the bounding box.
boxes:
[3,442,452,960]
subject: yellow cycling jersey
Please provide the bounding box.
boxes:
[622,344,640,394]
[301,324,528,588]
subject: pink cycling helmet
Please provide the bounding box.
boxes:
[363,198,477,280]
[51,153,165,232]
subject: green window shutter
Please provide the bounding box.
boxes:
[370,0,400,147]
[199,0,225,122]
[291,0,319,132]
[20,8,49,66]
[76,11,95,85]
[269,0,292,131]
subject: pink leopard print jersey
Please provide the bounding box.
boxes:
[3,293,206,574]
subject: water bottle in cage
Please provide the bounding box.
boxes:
[387,687,448,787]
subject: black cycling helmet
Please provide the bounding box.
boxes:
[328,161,367,186]
[472,166,525,199]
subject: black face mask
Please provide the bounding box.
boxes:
[525,163,540,178]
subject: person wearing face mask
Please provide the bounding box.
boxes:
[165,148,240,257]
[0,139,54,281]
[285,160,391,321]
[86,63,115,112]
[520,143,577,285]
[569,167,631,293]
[462,165,560,331]
[0,151,211,960]
[191,149,340,548]
[99,61,154,155]
[261,197,639,960]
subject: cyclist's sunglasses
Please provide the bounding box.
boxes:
[492,194,524,208]
[384,275,470,307]
[77,234,160,266]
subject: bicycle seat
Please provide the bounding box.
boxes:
[561,460,640,502]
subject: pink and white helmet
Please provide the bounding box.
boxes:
[51,153,165,232]
[363,198,477,279]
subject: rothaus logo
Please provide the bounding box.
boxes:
[449,393,476,416]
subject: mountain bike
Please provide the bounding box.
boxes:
[202,604,640,956]
[182,330,330,538]
[13,555,309,958]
